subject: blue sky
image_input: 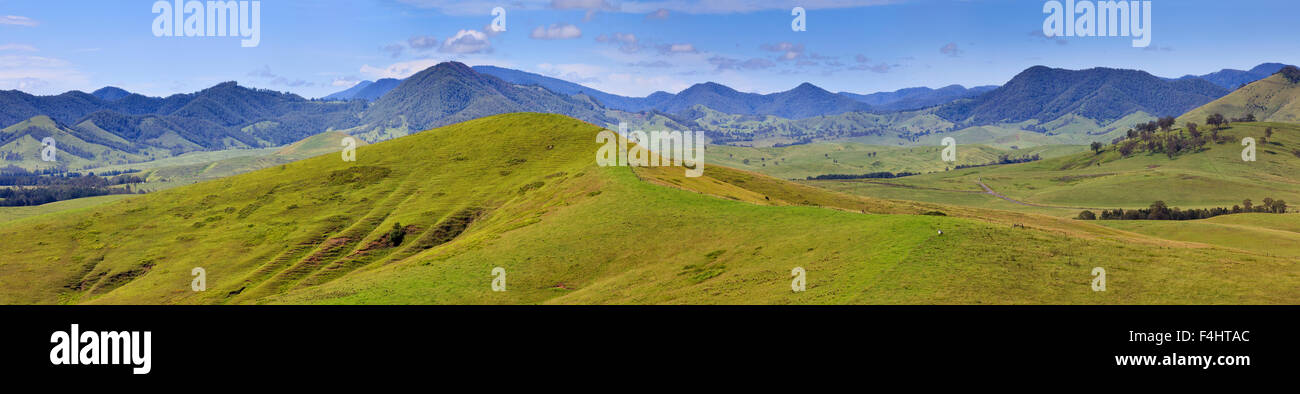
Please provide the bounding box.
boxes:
[2,0,1298,98]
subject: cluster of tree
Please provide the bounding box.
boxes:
[0,173,144,187]
[805,171,920,180]
[772,139,813,148]
[1282,65,1300,84]
[953,154,1041,170]
[0,166,146,206]
[1107,115,1235,158]
[0,185,144,206]
[1077,198,1289,221]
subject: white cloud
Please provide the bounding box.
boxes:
[361,59,445,79]
[408,35,440,50]
[595,32,641,53]
[332,77,362,87]
[601,72,690,96]
[359,57,516,79]
[658,43,697,54]
[0,44,37,52]
[530,23,582,40]
[536,62,605,84]
[0,55,89,94]
[0,15,38,27]
[761,42,804,61]
[550,0,615,10]
[440,29,492,54]
[396,0,902,15]
[646,8,670,20]
[622,0,902,14]
[395,0,535,16]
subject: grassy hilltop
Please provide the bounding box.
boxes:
[1,113,1299,304]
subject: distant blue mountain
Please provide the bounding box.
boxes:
[651,81,872,119]
[91,86,132,101]
[322,78,403,101]
[939,66,1230,125]
[323,80,373,100]
[475,65,871,118]
[838,85,998,111]
[472,65,670,112]
[1173,63,1293,90]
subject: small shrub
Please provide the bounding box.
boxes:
[388,223,406,247]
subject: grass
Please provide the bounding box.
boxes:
[813,122,1300,218]
[708,141,1083,180]
[2,113,1298,305]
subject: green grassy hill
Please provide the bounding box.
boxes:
[1180,69,1300,124]
[2,113,1298,305]
[1,115,160,171]
[817,122,1300,217]
[709,141,1083,180]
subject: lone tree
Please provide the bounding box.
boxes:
[1157,116,1176,132]
[1090,141,1104,154]
[1266,127,1274,138]
[1077,210,1097,220]
[1207,113,1226,130]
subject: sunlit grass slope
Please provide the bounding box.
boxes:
[1,113,1298,305]
[818,122,1300,217]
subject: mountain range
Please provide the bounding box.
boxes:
[323,78,403,101]
[5,61,1296,171]
[1174,63,1292,90]
[936,66,1230,126]
[838,85,998,111]
[350,65,985,117]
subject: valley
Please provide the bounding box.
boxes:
[2,62,1299,305]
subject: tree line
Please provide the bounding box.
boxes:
[953,154,1041,170]
[1077,198,1289,221]
[806,171,920,180]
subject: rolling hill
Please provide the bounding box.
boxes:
[2,113,1298,305]
[1179,66,1300,124]
[814,122,1300,218]
[0,115,158,171]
